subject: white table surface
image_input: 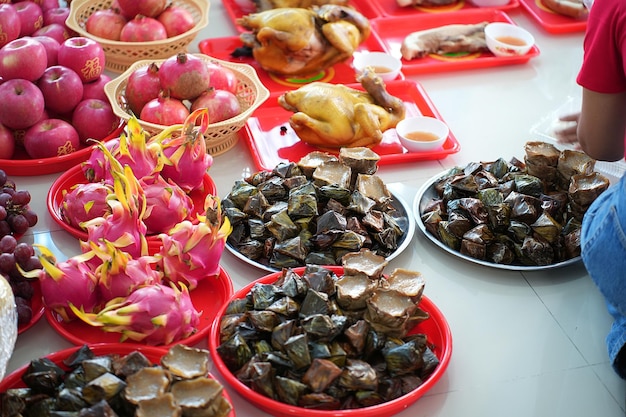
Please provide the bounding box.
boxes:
[5,1,626,416]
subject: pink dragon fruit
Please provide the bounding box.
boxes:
[60,182,113,230]
[20,245,101,322]
[140,174,194,234]
[156,195,231,290]
[81,162,148,259]
[89,241,162,302]
[157,109,213,193]
[82,116,165,183]
[69,282,200,346]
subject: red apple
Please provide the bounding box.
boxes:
[31,34,60,66]
[32,23,70,44]
[58,36,105,83]
[0,4,21,48]
[82,73,111,101]
[11,108,49,148]
[0,37,47,81]
[37,65,84,114]
[42,6,69,27]
[71,98,119,144]
[23,118,79,158]
[85,9,127,41]
[15,1,43,37]
[0,79,45,130]
[0,122,15,159]
[206,61,239,94]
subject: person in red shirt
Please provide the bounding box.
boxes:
[564,0,626,379]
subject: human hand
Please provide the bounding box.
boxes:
[554,111,581,149]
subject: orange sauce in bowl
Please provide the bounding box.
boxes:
[404,131,440,142]
[496,36,527,47]
[371,65,393,74]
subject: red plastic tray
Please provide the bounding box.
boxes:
[45,267,234,348]
[369,0,519,16]
[198,34,401,93]
[370,9,540,75]
[241,79,460,171]
[519,0,587,33]
[1,122,125,177]
[222,0,384,32]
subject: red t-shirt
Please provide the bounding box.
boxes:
[577,0,626,94]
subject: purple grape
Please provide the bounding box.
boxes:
[0,235,17,253]
[0,206,6,221]
[15,297,32,326]
[0,221,10,238]
[8,214,29,235]
[13,243,34,265]
[11,190,31,206]
[0,252,16,273]
[23,209,38,227]
[0,170,6,188]
[11,279,34,300]
[2,187,14,197]
[20,255,42,272]
[0,193,11,207]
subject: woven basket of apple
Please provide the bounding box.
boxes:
[104,53,270,156]
[66,0,209,73]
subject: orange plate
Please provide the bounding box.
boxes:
[17,280,44,335]
[209,266,452,417]
[369,0,519,16]
[221,0,384,32]
[519,0,587,33]
[198,34,403,94]
[46,164,217,244]
[45,267,234,348]
[241,79,460,171]
[0,122,125,177]
[0,343,236,417]
[370,9,540,75]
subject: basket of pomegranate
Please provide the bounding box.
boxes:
[104,53,270,156]
[66,0,209,73]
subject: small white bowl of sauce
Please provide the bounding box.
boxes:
[352,51,402,82]
[396,116,449,153]
[484,22,535,57]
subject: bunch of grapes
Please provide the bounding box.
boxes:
[0,234,42,326]
[0,169,42,326]
[0,169,38,237]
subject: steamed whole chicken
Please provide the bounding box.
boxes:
[253,0,349,11]
[278,68,406,148]
[236,5,370,76]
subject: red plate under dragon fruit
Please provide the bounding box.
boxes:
[45,266,234,348]
[46,163,217,246]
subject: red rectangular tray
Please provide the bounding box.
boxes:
[370,9,540,75]
[368,0,520,17]
[221,0,384,32]
[240,79,461,171]
[519,0,587,33]
[198,34,403,93]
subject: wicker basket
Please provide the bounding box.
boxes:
[66,0,209,73]
[104,54,270,156]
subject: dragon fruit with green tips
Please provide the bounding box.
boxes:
[156,195,232,290]
[81,155,148,258]
[70,282,200,346]
[82,116,165,183]
[140,173,194,234]
[157,108,213,193]
[60,182,113,230]
[89,241,163,302]
[20,245,101,322]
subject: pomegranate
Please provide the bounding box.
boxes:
[140,92,190,125]
[120,15,167,42]
[159,53,210,100]
[157,5,195,37]
[191,89,241,123]
[125,62,161,116]
[86,9,127,41]
[206,61,239,94]
[117,0,167,19]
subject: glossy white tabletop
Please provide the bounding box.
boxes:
[5,1,626,416]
